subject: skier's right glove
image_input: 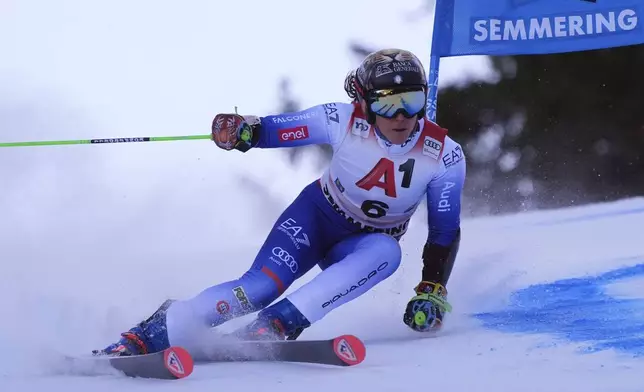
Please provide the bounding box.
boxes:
[403,281,452,332]
[211,113,260,152]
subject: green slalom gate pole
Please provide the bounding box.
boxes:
[0,134,212,147]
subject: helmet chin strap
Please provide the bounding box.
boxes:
[374,121,421,147]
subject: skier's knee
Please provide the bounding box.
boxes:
[323,232,402,270]
[360,233,402,269]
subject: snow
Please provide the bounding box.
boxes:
[1,138,643,391]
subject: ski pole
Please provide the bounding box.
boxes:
[0,134,212,148]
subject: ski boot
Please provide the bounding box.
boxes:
[233,299,311,341]
[93,299,174,357]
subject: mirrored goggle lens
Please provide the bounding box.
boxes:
[369,89,426,118]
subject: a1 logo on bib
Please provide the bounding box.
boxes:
[422,136,443,159]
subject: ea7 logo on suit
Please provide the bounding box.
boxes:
[277,218,311,249]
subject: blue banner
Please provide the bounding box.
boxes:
[432,0,644,56]
[426,0,644,121]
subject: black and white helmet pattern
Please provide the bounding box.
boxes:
[355,49,428,95]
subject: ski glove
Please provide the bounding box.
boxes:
[403,281,452,332]
[211,113,260,152]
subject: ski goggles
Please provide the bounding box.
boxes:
[366,87,427,119]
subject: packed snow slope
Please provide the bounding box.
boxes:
[1,143,643,391]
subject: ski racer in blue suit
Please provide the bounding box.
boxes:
[96,48,466,357]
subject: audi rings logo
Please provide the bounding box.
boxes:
[272,247,299,273]
[424,137,441,151]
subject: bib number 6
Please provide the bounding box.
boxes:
[356,157,416,219]
[360,200,389,219]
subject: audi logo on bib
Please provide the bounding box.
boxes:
[272,247,299,273]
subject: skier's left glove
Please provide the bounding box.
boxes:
[403,281,452,332]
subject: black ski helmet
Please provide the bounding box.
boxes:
[345,48,428,124]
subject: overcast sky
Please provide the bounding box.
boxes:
[0,0,495,352]
[1,0,494,137]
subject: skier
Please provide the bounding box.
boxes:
[96,48,466,357]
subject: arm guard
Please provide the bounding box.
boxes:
[421,228,461,286]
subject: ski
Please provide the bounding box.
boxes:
[109,346,194,379]
[65,346,194,380]
[64,334,364,380]
[195,334,366,367]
